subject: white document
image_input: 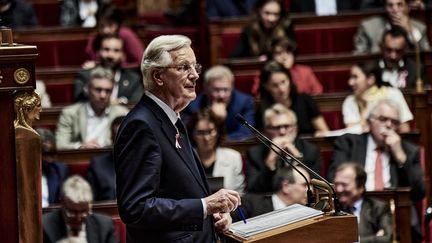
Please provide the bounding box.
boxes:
[229,204,323,238]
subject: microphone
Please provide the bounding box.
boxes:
[235,114,343,214]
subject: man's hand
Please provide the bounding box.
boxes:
[389,12,412,34]
[214,212,232,233]
[210,102,228,120]
[382,129,407,164]
[79,140,101,149]
[204,189,240,215]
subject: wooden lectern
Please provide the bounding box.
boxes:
[0,30,38,243]
[225,214,358,243]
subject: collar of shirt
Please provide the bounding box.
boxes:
[146,91,178,125]
[271,193,288,210]
[85,103,110,118]
[365,135,391,190]
[353,198,364,223]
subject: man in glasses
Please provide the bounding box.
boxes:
[42,175,118,243]
[328,99,424,202]
[114,35,240,242]
[329,99,424,241]
[246,103,320,193]
[183,64,255,141]
[378,27,427,89]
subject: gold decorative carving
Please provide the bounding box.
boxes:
[14,90,41,134]
[14,68,30,85]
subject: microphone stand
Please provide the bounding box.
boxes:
[236,114,343,215]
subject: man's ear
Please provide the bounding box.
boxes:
[153,70,164,86]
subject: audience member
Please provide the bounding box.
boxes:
[230,0,295,60]
[329,99,425,202]
[257,61,329,136]
[36,80,52,108]
[187,109,246,194]
[289,0,361,16]
[207,0,258,18]
[235,166,309,221]
[42,175,118,243]
[75,33,143,104]
[60,0,98,27]
[56,67,129,150]
[86,116,124,201]
[334,162,392,242]
[379,27,427,89]
[342,61,413,133]
[37,128,69,208]
[269,37,323,95]
[246,104,320,193]
[85,4,144,66]
[183,65,255,140]
[354,0,430,54]
[0,0,37,28]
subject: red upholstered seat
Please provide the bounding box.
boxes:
[33,2,60,27]
[320,150,333,177]
[321,110,344,131]
[314,68,351,93]
[45,82,74,105]
[295,26,357,55]
[67,162,90,178]
[20,39,88,67]
[113,218,126,243]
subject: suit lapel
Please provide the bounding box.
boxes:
[85,215,99,243]
[143,95,209,194]
[359,134,368,166]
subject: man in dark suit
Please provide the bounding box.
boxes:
[246,103,320,193]
[328,99,424,202]
[74,33,143,105]
[379,27,427,89]
[86,116,124,201]
[334,162,392,242]
[183,65,255,141]
[235,166,310,221]
[37,128,69,207]
[43,175,118,243]
[114,35,241,242]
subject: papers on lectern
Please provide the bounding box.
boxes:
[229,204,323,238]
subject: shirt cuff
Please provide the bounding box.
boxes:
[201,198,207,219]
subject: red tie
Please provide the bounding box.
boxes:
[374,148,384,190]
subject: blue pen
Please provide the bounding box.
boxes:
[237,206,247,224]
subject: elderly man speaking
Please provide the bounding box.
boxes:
[114,35,241,243]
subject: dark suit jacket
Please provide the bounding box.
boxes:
[43,209,118,243]
[183,89,255,140]
[327,133,425,201]
[246,139,320,193]
[86,153,116,201]
[114,94,215,242]
[43,162,69,204]
[289,0,361,13]
[359,197,393,243]
[74,68,143,103]
[232,194,274,222]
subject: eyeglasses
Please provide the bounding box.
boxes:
[64,209,90,218]
[266,124,295,131]
[158,63,202,75]
[193,128,217,137]
[370,115,400,126]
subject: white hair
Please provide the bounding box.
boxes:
[203,65,234,85]
[60,175,93,203]
[140,35,192,91]
[263,103,298,127]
